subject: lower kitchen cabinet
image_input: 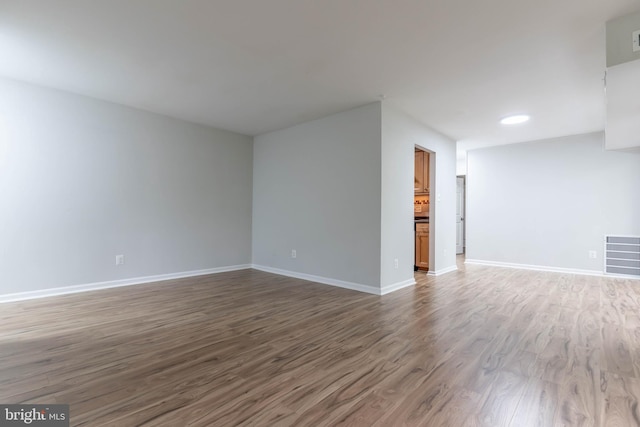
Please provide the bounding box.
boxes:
[415,223,429,270]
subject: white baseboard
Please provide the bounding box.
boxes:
[2,263,422,304]
[0,264,252,303]
[426,265,458,277]
[464,259,604,277]
[380,278,416,295]
[251,264,385,295]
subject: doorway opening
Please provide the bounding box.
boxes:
[414,146,434,272]
[456,176,465,256]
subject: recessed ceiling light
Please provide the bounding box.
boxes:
[500,114,530,125]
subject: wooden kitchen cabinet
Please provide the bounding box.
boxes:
[414,150,430,194]
[415,223,430,270]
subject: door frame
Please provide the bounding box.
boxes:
[415,145,435,271]
[456,175,465,254]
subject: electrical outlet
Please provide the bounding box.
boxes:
[115,254,125,265]
[633,30,640,52]
[291,249,297,259]
[589,250,597,259]
[394,258,399,269]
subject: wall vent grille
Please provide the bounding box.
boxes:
[605,235,640,278]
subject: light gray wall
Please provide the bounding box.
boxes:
[0,77,253,295]
[606,11,640,67]
[456,154,467,176]
[381,103,458,279]
[605,11,640,151]
[466,132,640,272]
[252,103,382,289]
[605,59,640,150]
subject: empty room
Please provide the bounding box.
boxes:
[1,1,640,426]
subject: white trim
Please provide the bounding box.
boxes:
[251,264,383,295]
[604,272,640,280]
[464,259,605,277]
[380,278,416,295]
[427,265,458,277]
[0,264,252,303]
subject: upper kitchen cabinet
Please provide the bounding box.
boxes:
[414,150,430,194]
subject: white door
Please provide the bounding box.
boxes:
[456,177,465,254]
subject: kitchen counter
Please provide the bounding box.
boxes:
[414,218,429,223]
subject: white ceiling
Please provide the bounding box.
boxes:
[1,0,638,155]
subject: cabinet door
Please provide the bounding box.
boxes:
[414,151,424,193]
[416,224,430,270]
[423,152,430,194]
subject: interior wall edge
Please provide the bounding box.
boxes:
[380,278,416,295]
[251,264,383,295]
[425,265,459,277]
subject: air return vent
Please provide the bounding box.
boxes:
[605,235,640,278]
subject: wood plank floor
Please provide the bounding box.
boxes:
[2,257,640,426]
